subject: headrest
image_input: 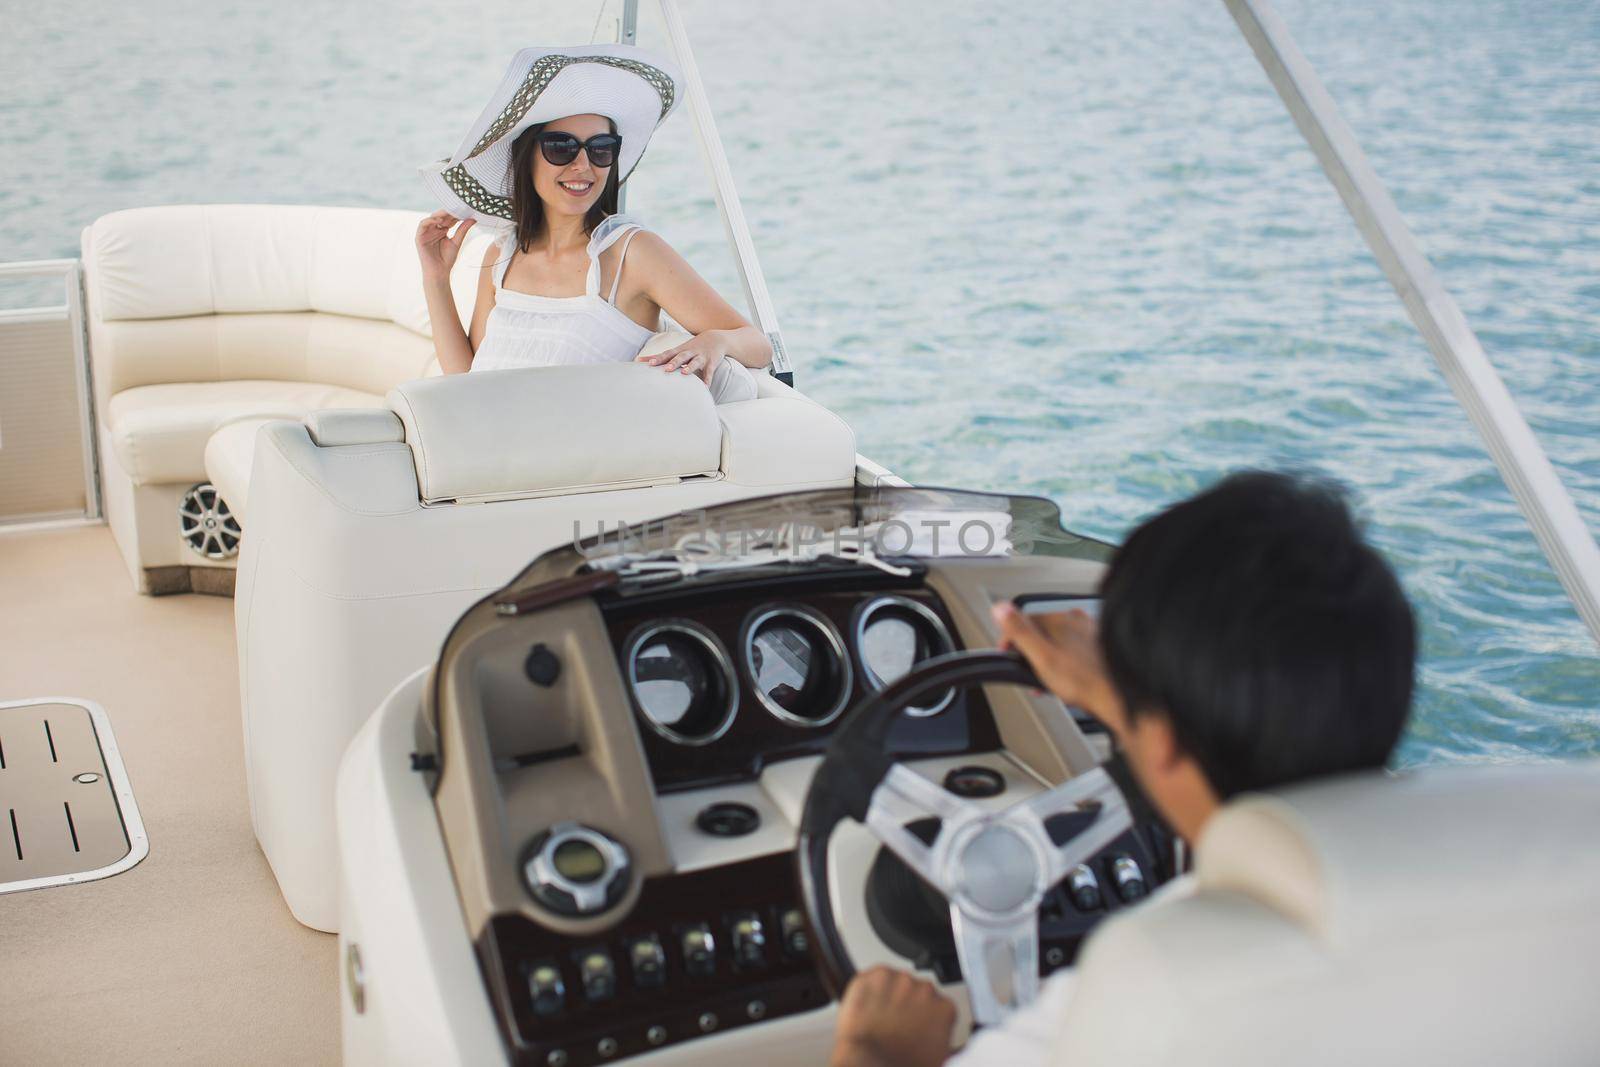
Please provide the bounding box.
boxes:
[82,204,492,335]
[1197,759,1600,952]
[387,364,723,505]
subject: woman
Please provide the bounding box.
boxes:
[414,44,768,400]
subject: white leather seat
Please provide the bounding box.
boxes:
[1054,759,1600,1065]
[202,418,274,526]
[238,362,858,931]
[109,380,384,485]
[81,204,491,592]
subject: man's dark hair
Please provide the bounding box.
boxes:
[1097,470,1415,799]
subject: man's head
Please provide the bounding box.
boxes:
[1095,470,1416,837]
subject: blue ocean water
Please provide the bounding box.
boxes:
[2,0,1596,766]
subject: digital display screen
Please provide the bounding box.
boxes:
[552,839,606,883]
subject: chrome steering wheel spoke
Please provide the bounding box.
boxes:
[863,763,982,891]
[1017,766,1134,885]
[949,905,1040,1026]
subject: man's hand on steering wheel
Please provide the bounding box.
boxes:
[989,601,1126,731]
[831,965,957,1067]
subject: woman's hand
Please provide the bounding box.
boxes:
[636,330,731,386]
[416,210,476,285]
[990,602,1128,733]
[831,966,956,1067]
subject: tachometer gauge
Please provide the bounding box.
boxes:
[853,595,957,716]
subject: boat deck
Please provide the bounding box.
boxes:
[0,525,335,1065]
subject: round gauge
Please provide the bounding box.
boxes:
[624,620,738,746]
[853,595,957,716]
[522,822,631,916]
[742,606,853,727]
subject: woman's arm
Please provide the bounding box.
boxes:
[416,212,495,375]
[629,232,773,377]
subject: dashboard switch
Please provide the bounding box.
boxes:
[528,961,566,1017]
[681,924,717,977]
[628,935,666,989]
[729,912,768,970]
[578,950,616,1002]
[1067,864,1103,912]
[1111,855,1147,902]
[779,908,810,957]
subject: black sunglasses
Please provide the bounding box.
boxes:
[535,131,622,169]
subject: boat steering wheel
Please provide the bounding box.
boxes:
[796,650,1143,1026]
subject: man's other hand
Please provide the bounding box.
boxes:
[990,602,1127,732]
[831,966,956,1067]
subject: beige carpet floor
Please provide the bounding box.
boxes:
[0,525,337,1065]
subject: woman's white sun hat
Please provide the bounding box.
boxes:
[420,44,683,230]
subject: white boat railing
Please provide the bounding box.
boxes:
[0,257,101,528]
[1226,0,1600,647]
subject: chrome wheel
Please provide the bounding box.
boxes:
[178,483,241,560]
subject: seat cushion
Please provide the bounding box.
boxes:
[203,418,275,525]
[106,380,386,486]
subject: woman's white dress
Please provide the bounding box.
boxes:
[469,214,757,404]
[470,214,655,372]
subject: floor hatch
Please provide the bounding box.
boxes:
[0,698,148,893]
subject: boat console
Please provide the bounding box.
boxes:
[340,485,1179,1065]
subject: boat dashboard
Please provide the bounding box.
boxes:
[418,491,1177,1066]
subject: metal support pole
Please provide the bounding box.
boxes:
[616,0,639,213]
[1225,0,1600,646]
[656,0,794,384]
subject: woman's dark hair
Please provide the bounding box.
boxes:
[1098,470,1416,800]
[507,120,620,252]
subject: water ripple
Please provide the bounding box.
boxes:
[3,0,1596,766]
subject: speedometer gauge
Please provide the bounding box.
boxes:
[742,606,852,727]
[853,595,957,716]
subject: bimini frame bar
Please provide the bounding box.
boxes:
[1226,0,1600,647]
[626,0,795,385]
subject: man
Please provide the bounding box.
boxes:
[830,470,1417,1067]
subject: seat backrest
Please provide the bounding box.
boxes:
[234,363,857,929]
[387,363,725,504]
[79,204,494,409]
[385,361,856,505]
[1053,759,1600,1067]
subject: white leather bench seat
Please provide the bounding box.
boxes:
[203,418,274,525]
[109,380,385,487]
[82,204,493,592]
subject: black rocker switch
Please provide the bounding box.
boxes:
[1067,864,1103,912]
[729,912,768,970]
[529,961,566,1017]
[681,924,716,977]
[578,950,616,1002]
[628,935,666,989]
[779,908,810,957]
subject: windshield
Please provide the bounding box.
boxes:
[496,484,1113,596]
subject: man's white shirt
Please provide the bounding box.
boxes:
[944,873,1195,1067]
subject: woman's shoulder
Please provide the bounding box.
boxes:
[588,213,658,253]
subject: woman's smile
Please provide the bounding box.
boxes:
[558,179,594,197]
